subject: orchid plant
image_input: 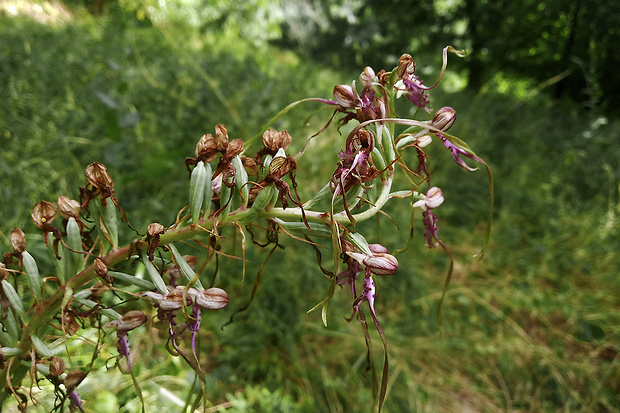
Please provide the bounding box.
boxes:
[0,47,491,412]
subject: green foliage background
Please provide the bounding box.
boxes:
[1,1,619,411]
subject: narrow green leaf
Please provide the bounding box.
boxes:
[1,347,21,357]
[202,162,213,220]
[108,271,155,290]
[22,251,42,302]
[73,297,121,319]
[189,161,207,222]
[168,244,204,290]
[232,156,249,208]
[349,232,372,255]
[31,336,53,358]
[1,280,25,321]
[142,256,168,293]
[64,217,84,277]
[1,309,19,347]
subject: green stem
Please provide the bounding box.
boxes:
[0,168,395,402]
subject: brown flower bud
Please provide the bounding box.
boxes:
[0,263,9,282]
[147,223,165,238]
[363,253,398,276]
[349,130,375,153]
[262,129,292,152]
[359,66,375,87]
[85,162,114,190]
[57,196,81,220]
[431,107,456,132]
[368,243,388,254]
[10,227,26,254]
[397,54,416,79]
[112,310,148,333]
[214,124,229,152]
[269,155,294,179]
[49,356,66,377]
[333,84,357,109]
[94,258,111,282]
[159,287,192,311]
[31,201,57,229]
[62,311,80,336]
[164,255,197,280]
[226,138,244,159]
[64,370,86,390]
[193,287,229,310]
[195,133,218,160]
[240,155,258,176]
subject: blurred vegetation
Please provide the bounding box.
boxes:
[1,0,619,412]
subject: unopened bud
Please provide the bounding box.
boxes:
[31,201,57,228]
[10,228,26,254]
[147,223,165,238]
[397,54,416,79]
[158,287,192,311]
[359,66,375,87]
[333,84,357,109]
[49,356,65,377]
[240,155,258,176]
[64,370,86,391]
[415,135,432,148]
[85,162,114,190]
[425,187,444,209]
[412,186,444,210]
[94,258,111,282]
[0,263,9,282]
[431,107,456,132]
[269,155,295,180]
[111,310,148,333]
[226,138,244,159]
[195,133,218,162]
[368,244,388,254]
[193,287,229,310]
[349,130,374,153]
[214,124,229,152]
[57,196,81,219]
[363,253,399,276]
[262,129,292,152]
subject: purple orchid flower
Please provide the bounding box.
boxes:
[413,187,445,248]
[438,133,483,172]
[104,310,147,374]
[68,389,84,412]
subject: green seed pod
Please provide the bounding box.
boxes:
[202,162,213,220]
[22,251,42,302]
[1,280,25,321]
[142,255,168,294]
[169,244,204,290]
[64,217,84,278]
[189,161,207,223]
[232,155,249,208]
